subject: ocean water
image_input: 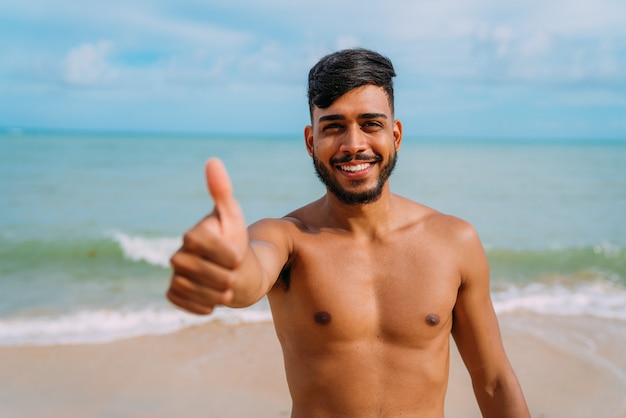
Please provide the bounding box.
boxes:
[1,130,625,346]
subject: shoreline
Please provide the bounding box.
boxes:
[1,315,625,418]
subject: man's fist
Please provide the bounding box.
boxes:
[167,158,248,315]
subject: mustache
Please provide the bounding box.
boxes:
[330,154,383,164]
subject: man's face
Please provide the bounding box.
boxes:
[305,85,402,205]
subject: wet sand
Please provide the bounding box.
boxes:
[1,315,624,418]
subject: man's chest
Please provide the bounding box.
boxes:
[269,235,461,344]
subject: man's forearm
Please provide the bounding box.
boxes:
[476,377,530,418]
[226,246,272,308]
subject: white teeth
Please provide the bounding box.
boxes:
[340,163,370,172]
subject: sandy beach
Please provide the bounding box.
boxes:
[1,315,624,418]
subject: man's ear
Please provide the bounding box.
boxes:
[393,119,403,151]
[304,125,314,157]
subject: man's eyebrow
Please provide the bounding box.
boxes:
[318,113,388,124]
[318,114,345,124]
[359,113,388,120]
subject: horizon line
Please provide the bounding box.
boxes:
[1,126,625,144]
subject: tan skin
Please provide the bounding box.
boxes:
[167,85,530,417]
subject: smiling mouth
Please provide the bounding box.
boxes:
[337,162,373,173]
[333,154,381,174]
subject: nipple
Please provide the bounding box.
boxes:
[314,311,332,325]
[425,314,440,326]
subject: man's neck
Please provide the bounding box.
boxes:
[321,188,398,238]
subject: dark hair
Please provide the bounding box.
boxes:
[307,48,396,119]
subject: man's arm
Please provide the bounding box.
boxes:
[451,222,530,417]
[167,158,289,314]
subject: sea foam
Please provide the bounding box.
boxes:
[493,280,626,320]
[111,232,180,267]
[0,306,272,347]
[1,280,624,347]
[2,232,623,347]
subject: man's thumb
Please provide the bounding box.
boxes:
[205,158,241,223]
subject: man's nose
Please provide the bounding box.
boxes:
[339,126,367,154]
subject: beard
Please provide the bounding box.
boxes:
[312,150,398,205]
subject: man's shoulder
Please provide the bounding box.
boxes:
[282,198,328,230]
[249,216,302,233]
[400,198,478,242]
[248,201,319,236]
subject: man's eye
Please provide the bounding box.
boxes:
[323,123,342,131]
[363,121,383,129]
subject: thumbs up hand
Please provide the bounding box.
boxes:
[167,158,250,315]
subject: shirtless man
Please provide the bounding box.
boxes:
[167,48,530,417]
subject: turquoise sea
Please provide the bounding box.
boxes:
[1,130,625,346]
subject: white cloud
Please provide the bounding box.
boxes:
[241,42,285,77]
[118,9,252,49]
[334,0,626,87]
[63,41,116,86]
[518,32,552,57]
[535,0,626,36]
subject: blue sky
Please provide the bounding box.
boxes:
[2,0,625,139]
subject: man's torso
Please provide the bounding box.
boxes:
[264,196,465,417]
